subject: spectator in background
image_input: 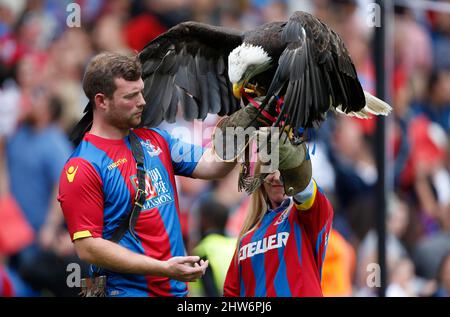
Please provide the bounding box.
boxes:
[210,165,246,215]
[190,199,236,297]
[0,0,25,35]
[394,5,432,101]
[16,0,59,51]
[392,65,449,240]
[191,0,222,25]
[0,135,35,297]
[44,28,94,133]
[143,0,192,29]
[312,0,377,137]
[386,257,420,297]
[433,252,450,297]
[1,95,38,296]
[413,201,450,281]
[100,0,130,20]
[226,195,251,238]
[412,130,449,234]
[11,54,48,122]
[5,86,83,296]
[0,62,20,137]
[218,2,244,29]
[0,1,29,67]
[321,229,356,297]
[313,0,373,79]
[259,0,288,23]
[6,87,70,237]
[356,195,410,294]
[392,66,418,191]
[328,116,377,241]
[183,164,243,252]
[124,0,167,51]
[414,69,450,135]
[91,14,130,54]
[430,4,450,70]
[178,173,212,251]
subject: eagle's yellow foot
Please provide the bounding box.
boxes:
[244,87,256,94]
[244,83,265,97]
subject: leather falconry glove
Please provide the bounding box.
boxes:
[254,127,312,196]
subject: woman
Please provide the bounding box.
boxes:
[223,141,334,297]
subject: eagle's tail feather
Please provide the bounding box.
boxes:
[363,91,392,116]
[333,106,370,119]
[333,91,392,119]
[332,91,392,119]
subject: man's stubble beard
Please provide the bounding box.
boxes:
[107,102,141,130]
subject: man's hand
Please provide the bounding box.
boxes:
[74,237,209,280]
[212,104,275,162]
[163,256,209,282]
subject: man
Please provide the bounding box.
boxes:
[58,52,252,297]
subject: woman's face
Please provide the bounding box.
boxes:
[263,170,286,209]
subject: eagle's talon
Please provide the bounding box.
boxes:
[244,83,265,97]
[244,88,255,94]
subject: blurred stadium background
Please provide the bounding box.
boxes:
[0,0,449,297]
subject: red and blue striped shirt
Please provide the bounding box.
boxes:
[58,128,203,297]
[224,180,333,297]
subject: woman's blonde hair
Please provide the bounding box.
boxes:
[236,160,268,246]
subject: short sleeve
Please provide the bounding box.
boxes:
[57,157,104,241]
[152,128,205,177]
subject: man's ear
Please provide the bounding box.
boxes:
[94,93,108,111]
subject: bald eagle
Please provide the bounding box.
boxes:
[137,11,391,136]
[70,11,391,145]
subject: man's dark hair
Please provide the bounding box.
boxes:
[70,53,142,146]
[82,52,142,101]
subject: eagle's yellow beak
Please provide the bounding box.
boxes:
[233,83,243,99]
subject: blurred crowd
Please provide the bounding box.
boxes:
[0,0,449,297]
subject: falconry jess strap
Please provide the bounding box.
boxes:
[109,131,147,243]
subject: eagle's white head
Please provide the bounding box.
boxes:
[228,43,272,98]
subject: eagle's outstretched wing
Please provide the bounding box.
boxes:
[264,11,366,133]
[138,21,243,128]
